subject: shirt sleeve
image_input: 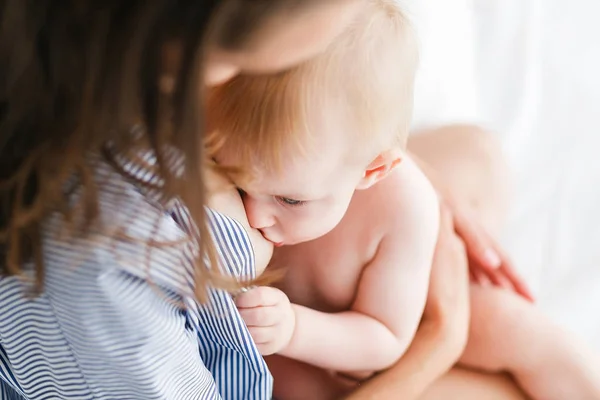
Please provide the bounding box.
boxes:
[1,161,272,400]
[37,194,223,399]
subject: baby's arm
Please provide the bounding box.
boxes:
[281,156,439,372]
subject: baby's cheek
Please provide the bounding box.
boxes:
[286,204,347,243]
[309,213,344,240]
[328,205,349,229]
[287,218,327,243]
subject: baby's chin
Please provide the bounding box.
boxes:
[276,237,307,247]
[283,231,335,246]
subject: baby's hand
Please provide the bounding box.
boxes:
[235,286,296,356]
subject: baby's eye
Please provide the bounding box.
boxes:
[276,197,305,207]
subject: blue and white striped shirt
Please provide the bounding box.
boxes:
[0,158,273,399]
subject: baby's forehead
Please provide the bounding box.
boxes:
[233,145,350,196]
[217,108,352,162]
[259,149,341,181]
[213,103,378,189]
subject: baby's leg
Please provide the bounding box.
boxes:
[266,355,351,400]
[460,284,600,400]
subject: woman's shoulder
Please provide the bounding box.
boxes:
[0,159,225,398]
[0,160,260,399]
[41,158,256,298]
[0,221,223,399]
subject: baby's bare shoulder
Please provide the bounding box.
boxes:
[352,161,440,243]
[351,170,417,227]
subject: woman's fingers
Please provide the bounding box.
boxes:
[476,235,535,301]
[453,208,535,302]
[471,268,491,287]
[453,210,501,270]
[499,262,535,302]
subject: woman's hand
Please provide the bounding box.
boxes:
[410,151,534,302]
[444,192,535,302]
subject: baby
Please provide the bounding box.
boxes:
[208,0,600,399]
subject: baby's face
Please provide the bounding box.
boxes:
[216,145,365,247]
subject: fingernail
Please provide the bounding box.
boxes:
[232,286,250,299]
[483,249,501,268]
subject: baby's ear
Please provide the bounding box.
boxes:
[357,150,402,190]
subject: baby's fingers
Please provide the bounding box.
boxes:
[247,326,279,345]
[234,286,283,308]
[238,306,280,327]
[248,326,282,356]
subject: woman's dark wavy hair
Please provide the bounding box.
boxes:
[0,0,316,300]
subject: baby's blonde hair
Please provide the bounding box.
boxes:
[207,0,418,180]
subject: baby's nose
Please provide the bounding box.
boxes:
[248,211,275,230]
[245,199,276,230]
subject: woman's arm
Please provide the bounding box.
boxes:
[345,205,471,400]
[346,319,459,399]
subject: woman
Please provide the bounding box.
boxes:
[0,0,531,399]
[0,1,364,398]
